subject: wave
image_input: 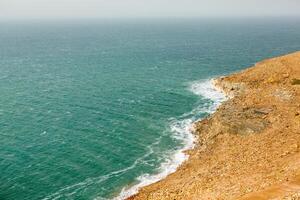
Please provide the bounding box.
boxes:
[189,79,225,111]
[42,137,163,200]
[112,78,226,200]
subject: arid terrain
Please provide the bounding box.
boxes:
[128,51,300,200]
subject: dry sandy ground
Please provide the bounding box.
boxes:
[128,51,300,200]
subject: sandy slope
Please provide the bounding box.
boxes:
[128,51,300,200]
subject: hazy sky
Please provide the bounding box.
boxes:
[1,0,300,19]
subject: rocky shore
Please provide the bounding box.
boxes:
[128,51,300,200]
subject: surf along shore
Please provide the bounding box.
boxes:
[128,51,300,200]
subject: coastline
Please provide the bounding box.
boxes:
[127,51,300,199]
[115,79,226,200]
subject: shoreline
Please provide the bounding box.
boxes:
[115,79,226,200]
[127,51,300,199]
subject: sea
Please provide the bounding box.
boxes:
[1,18,300,200]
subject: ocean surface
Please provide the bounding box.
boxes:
[1,19,300,200]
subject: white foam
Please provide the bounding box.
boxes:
[189,79,225,102]
[112,78,226,200]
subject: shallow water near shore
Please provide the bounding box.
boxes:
[1,19,300,200]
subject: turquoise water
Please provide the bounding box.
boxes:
[1,19,300,200]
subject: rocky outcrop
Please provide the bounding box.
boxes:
[129,51,300,200]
